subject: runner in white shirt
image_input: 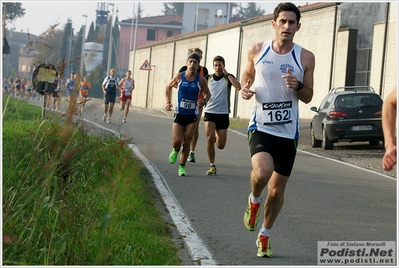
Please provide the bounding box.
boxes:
[119,70,135,123]
[240,2,315,258]
[203,55,241,175]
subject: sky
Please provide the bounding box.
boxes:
[9,1,314,36]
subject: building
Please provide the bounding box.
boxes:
[181,2,239,34]
[127,2,397,120]
[117,2,239,73]
[117,15,182,72]
[2,30,38,79]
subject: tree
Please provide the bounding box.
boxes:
[87,63,104,98]
[86,22,96,43]
[137,3,143,18]
[28,20,73,78]
[110,16,120,72]
[31,29,64,69]
[60,20,74,79]
[235,2,265,19]
[73,26,84,76]
[162,2,184,15]
[2,2,25,24]
[102,14,119,73]
[102,16,111,71]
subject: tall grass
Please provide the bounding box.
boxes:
[2,96,181,265]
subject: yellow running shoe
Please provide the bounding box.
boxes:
[243,193,261,231]
[206,165,217,175]
[256,234,273,258]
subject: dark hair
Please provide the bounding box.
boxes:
[213,55,225,65]
[274,2,301,23]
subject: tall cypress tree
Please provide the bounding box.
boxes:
[102,16,111,71]
[60,20,73,79]
[72,26,84,76]
[111,16,120,72]
[86,22,96,43]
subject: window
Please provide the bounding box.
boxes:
[320,95,333,110]
[355,48,371,86]
[167,30,173,37]
[147,29,156,41]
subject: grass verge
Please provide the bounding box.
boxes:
[2,96,182,265]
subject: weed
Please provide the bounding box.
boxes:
[2,97,181,265]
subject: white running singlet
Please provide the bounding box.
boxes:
[123,78,134,96]
[248,40,304,140]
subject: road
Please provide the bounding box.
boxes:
[33,97,397,265]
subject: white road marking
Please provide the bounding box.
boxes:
[80,116,217,266]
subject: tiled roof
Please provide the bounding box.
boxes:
[120,15,182,25]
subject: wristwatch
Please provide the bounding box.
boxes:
[296,81,304,91]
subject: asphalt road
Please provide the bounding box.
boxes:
[32,97,397,265]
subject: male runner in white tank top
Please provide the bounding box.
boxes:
[119,70,135,123]
[240,2,315,258]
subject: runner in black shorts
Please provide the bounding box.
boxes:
[165,53,211,176]
[174,113,198,126]
[204,113,229,129]
[240,2,315,258]
[248,130,297,177]
[203,55,241,175]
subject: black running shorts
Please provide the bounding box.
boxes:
[248,130,297,177]
[203,113,230,129]
[173,113,198,127]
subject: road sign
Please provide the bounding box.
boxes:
[32,63,58,95]
[140,59,152,71]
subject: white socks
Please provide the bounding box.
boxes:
[251,193,262,204]
[260,225,271,237]
[250,194,271,237]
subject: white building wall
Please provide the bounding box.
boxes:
[332,29,351,89]
[370,23,385,94]
[370,2,397,100]
[381,2,397,100]
[292,6,337,119]
[130,3,397,120]
[131,47,151,108]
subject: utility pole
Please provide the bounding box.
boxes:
[66,19,73,77]
[79,14,87,79]
[106,3,115,73]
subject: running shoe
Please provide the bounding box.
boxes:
[256,234,273,258]
[102,114,107,121]
[206,165,217,175]
[243,193,261,231]
[169,149,178,164]
[123,118,126,123]
[178,165,186,176]
[187,152,196,163]
[107,118,111,124]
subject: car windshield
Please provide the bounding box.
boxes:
[336,94,381,108]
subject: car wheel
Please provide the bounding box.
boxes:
[369,139,379,146]
[310,125,322,148]
[322,126,333,150]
